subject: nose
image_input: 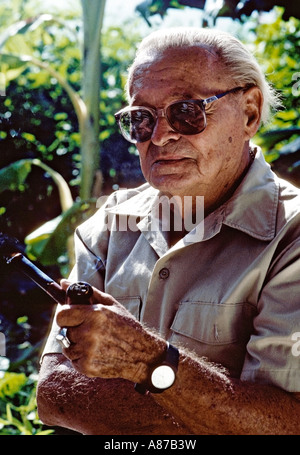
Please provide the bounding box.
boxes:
[150,114,181,146]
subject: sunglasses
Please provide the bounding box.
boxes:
[114,86,246,144]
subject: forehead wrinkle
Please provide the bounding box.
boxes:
[133,49,218,78]
[130,70,221,106]
[128,46,222,101]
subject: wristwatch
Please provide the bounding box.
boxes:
[135,342,179,394]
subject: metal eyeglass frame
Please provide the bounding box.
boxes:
[114,86,247,143]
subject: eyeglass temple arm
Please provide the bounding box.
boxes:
[203,87,245,107]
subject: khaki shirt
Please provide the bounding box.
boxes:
[43,149,300,392]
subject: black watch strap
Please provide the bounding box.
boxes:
[135,342,179,394]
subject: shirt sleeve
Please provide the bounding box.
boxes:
[241,239,300,392]
[40,204,109,359]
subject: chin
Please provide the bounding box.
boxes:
[152,180,196,198]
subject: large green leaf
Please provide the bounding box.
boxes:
[0,160,32,192]
[0,158,73,211]
[0,53,30,68]
[25,199,97,268]
[24,215,63,259]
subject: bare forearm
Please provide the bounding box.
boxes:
[153,351,300,435]
[46,289,300,435]
[37,354,190,435]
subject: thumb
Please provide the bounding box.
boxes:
[60,278,72,291]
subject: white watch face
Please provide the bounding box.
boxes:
[151,365,175,389]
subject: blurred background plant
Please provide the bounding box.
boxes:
[0,369,53,434]
[0,0,299,435]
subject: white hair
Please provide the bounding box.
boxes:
[126,27,281,124]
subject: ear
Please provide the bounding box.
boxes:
[243,86,263,139]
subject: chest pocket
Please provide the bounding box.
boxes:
[169,301,256,377]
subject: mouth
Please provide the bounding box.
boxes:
[153,157,190,166]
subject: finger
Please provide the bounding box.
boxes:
[60,279,71,291]
[89,287,115,306]
[61,279,115,307]
[61,342,83,363]
[56,304,93,328]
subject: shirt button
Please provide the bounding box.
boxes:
[159,268,170,280]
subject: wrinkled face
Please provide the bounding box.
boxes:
[129,47,258,211]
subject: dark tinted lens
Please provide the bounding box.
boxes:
[167,101,205,135]
[120,109,155,143]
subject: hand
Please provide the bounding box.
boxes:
[56,280,166,382]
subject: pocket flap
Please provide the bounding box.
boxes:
[171,301,254,345]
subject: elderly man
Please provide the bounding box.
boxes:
[37,27,300,435]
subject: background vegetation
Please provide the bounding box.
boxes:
[0,0,299,435]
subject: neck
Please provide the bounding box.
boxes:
[166,196,204,246]
[166,145,256,236]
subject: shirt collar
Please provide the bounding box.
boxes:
[106,183,160,217]
[106,147,279,242]
[221,148,278,241]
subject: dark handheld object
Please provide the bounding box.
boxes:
[66,281,93,304]
[0,232,92,305]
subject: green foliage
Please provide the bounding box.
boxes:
[0,372,53,435]
[100,24,141,135]
[0,4,143,270]
[0,159,32,192]
[0,158,78,274]
[0,372,27,399]
[253,8,300,126]
[136,0,300,24]
[26,199,97,275]
[0,158,73,208]
[251,8,300,185]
